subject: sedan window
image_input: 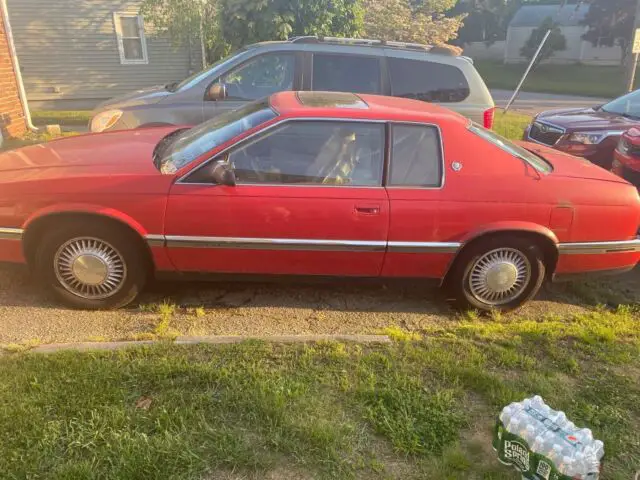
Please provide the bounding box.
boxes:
[227,121,385,186]
[157,100,277,174]
[389,125,443,187]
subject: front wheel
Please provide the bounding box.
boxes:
[35,222,148,309]
[447,237,546,312]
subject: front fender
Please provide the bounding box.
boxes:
[23,203,150,237]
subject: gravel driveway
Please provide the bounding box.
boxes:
[2,264,638,346]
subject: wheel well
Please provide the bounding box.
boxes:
[23,213,155,275]
[446,231,559,280]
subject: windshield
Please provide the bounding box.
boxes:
[167,47,251,92]
[157,100,277,174]
[469,123,553,173]
[600,89,640,118]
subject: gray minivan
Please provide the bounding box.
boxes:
[90,36,495,133]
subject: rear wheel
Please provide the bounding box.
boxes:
[35,222,147,309]
[447,237,546,312]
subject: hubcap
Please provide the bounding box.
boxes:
[468,248,531,306]
[54,237,126,300]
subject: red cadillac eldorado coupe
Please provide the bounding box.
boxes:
[0,91,638,311]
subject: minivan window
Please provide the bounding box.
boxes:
[216,53,295,101]
[168,47,251,92]
[157,100,277,174]
[469,123,553,173]
[312,54,381,94]
[389,58,470,103]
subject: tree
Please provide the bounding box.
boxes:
[362,0,466,45]
[141,0,363,62]
[520,16,566,65]
[140,0,227,63]
[219,0,363,50]
[581,0,635,66]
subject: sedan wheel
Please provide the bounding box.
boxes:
[54,237,127,300]
[35,222,147,309]
[448,237,546,312]
[468,248,531,306]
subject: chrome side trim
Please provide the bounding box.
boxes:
[558,238,640,255]
[0,227,23,241]
[145,234,166,248]
[387,241,461,253]
[164,235,387,252]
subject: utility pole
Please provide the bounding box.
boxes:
[625,0,640,92]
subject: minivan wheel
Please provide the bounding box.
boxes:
[448,237,546,312]
[35,223,147,309]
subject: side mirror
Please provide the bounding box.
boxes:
[206,83,227,101]
[211,162,236,186]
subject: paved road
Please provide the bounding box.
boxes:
[491,90,611,115]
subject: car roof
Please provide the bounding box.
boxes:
[269,91,469,126]
[246,37,471,67]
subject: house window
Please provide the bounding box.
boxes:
[113,13,148,65]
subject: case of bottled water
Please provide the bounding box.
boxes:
[492,395,604,480]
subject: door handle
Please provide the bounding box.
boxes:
[355,205,381,215]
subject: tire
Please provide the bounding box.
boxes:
[447,236,546,312]
[34,221,148,309]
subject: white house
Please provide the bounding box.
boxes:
[505,3,622,65]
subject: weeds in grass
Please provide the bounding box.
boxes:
[1,339,41,353]
[379,326,422,342]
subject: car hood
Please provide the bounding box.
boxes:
[520,141,629,184]
[0,128,179,184]
[93,85,171,111]
[536,107,638,131]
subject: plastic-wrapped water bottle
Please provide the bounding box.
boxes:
[494,396,604,480]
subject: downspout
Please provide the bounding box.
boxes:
[1,0,37,132]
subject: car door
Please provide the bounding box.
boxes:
[164,119,390,277]
[381,123,453,279]
[202,52,301,121]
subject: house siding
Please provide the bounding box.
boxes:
[0,2,26,138]
[6,0,197,107]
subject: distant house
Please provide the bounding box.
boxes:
[505,3,622,65]
[5,0,202,110]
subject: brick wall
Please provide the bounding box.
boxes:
[0,3,26,138]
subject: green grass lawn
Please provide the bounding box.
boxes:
[476,60,636,99]
[1,307,638,480]
[0,131,77,152]
[31,110,92,126]
[494,110,531,140]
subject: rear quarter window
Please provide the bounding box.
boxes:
[389,57,470,103]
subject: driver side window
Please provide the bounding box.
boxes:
[227,121,384,186]
[215,53,295,101]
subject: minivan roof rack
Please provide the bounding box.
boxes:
[288,36,459,56]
